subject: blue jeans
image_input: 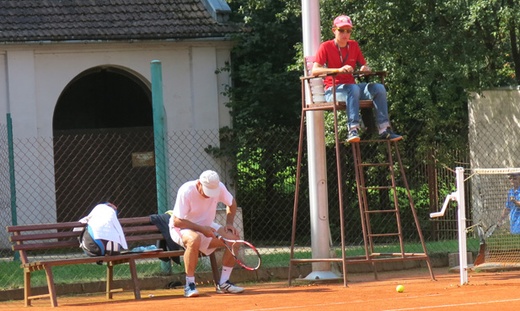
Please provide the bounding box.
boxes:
[325,83,390,131]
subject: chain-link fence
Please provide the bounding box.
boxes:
[0,114,471,291]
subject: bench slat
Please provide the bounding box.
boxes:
[125,234,164,242]
[126,250,185,260]
[119,217,151,225]
[9,230,81,242]
[13,240,80,251]
[123,225,159,234]
[6,222,83,232]
[27,254,138,268]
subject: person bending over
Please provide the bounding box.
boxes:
[169,170,244,297]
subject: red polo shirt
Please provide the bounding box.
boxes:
[314,39,366,89]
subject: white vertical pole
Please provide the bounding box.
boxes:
[455,167,468,285]
[301,0,337,278]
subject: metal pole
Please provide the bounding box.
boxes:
[7,113,19,261]
[302,0,337,279]
[150,60,168,214]
[430,168,467,284]
[455,167,468,285]
[151,60,171,274]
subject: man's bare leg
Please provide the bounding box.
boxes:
[182,231,201,297]
[182,231,201,276]
[210,228,244,293]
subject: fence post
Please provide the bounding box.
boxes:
[7,113,19,261]
[151,60,171,274]
[150,60,168,214]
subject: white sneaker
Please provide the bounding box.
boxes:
[184,282,200,297]
[217,280,244,294]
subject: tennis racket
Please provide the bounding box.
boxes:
[474,223,500,266]
[215,234,261,271]
[482,224,499,239]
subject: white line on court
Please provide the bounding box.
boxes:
[241,301,348,311]
[383,297,520,311]
[239,296,520,311]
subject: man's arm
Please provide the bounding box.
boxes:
[312,62,355,75]
[498,198,514,226]
[224,198,238,235]
[510,196,520,207]
[359,64,371,72]
[312,62,339,75]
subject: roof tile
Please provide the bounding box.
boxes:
[0,0,238,43]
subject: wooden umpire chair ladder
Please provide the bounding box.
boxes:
[289,56,435,286]
[351,140,435,280]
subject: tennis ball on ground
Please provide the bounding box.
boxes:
[396,285,404,293]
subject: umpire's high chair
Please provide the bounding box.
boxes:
[288,56,435,286]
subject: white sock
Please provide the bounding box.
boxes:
[186,276,195,285]
[220,266,233,285]
[378,122,391,134]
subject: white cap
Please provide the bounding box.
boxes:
[199,170,221,198]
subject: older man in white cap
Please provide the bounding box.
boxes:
[169,170,244,297]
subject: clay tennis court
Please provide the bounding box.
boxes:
[2,267,520,311]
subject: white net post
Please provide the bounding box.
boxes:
[455,167,468,285]
[430,166,468,285]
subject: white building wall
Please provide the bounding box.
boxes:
[192,46,220,130]
[468,88,520,226]
[216,47,232,129]
[0,42,232,138]
[0,40,233,234]
[468,88,520,168]
[7,50,38,138]
[0,51,10,248]
[0,52,7,118]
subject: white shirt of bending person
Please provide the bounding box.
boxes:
[78,203,128,249]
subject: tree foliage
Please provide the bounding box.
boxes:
[224,0,518,159]
[225,0,303,130]
[216,0,519,241]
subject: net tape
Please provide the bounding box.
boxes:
[472,168,520,175]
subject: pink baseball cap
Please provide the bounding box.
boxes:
[199,170,221,198]
[333,15,353,28]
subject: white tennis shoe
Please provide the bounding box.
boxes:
[217,280,244,294]
[184,282,200,297]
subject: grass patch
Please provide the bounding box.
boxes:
[0,239,479,290]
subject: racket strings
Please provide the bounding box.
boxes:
[229,241,240,256]
[220,236,261,270]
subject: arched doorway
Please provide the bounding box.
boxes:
[53,66,157,222]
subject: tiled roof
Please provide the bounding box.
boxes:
[0,0,238,43]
